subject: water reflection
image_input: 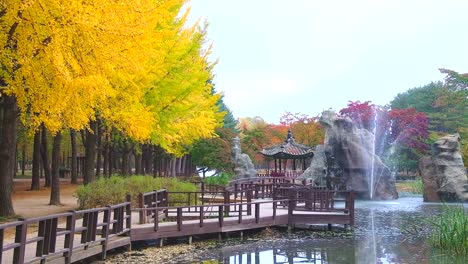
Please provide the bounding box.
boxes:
[196,198,467,264]
[213,240,355,264]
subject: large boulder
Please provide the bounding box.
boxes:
[231,137,257,179]
[315,110,398,199]
[419,134,468,202]
[299,144,328,186]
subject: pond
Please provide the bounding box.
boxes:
[194,196,467,264]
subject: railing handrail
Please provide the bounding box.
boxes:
[0,196,132,264]
[133,199,291,212]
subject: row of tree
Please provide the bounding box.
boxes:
[0,1,225,217]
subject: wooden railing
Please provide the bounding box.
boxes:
[137,199,289,233]
[138,189,168,224]
[0,196,131,264]
[256,170,305,179]
[136,189,254,224]
[1,177,355,263]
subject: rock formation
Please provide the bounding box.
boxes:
[419,134,468,202]
[231,137,257,179]
[299,145,328,186]
[302,110,398,199]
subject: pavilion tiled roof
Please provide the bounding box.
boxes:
[260,130,314,159]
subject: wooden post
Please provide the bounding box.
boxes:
[177,207,182,231]
[255,203,260,223]
[138,193,144,224]
[101,207,111,260]
[199,205,204,227]
[223,190,230,215]
[238,203,243,223]
[64,212,76,264]
[126,195,132,238]
[13,218,27,264]
[218,205,224,227]
[247,189,252,216]
[273,201,277,220]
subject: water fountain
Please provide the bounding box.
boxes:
[300,110,398,199]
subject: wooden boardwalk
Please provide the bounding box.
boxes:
[0,177,354,264]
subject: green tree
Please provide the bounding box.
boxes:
[191,128,235,177]
[190,94,238,177]
[438,69,468,163]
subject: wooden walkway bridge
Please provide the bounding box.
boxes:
[0,177,354,264]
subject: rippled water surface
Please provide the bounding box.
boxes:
[196,197,467,264]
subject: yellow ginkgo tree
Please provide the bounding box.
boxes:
[145,15,225,156]
[0,0,191,215]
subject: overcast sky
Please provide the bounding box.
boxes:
[188,0,468,123]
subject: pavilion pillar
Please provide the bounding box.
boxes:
[274,159,277,172]
[292,159,296,170]
[279,159,282,172]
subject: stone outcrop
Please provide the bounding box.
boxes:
[299,145,328,186]
[302,110,398,199]
[231,137,257,179]
[419,134,468,202]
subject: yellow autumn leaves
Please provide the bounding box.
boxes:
[0,0,223,156]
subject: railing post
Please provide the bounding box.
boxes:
[288,188,296,211]
[154,206,159,232]
[187,193,191,212]
[125,194,132,234]
[273,201,277,220]
[218,205,224,227]
[234,184,238,203]
[177,207,182,231]
[255,203,260,223]
[199,206,204,227]
[138,193,144,224]
[164,190,169,218]
[238,203,243,223]
[223,190,230,215]
[247,189,252,216]
[62,212,76,264]
[261,179,265,198]
[101,206,111,260]
[13,218,27,264]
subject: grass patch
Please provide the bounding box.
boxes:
[427,205,468,257]
[0,215,21,224]
[75,175,197,209]
[396,178,424,194]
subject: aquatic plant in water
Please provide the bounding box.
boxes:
[427,205,467,257]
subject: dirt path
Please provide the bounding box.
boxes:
[12,179,80,219]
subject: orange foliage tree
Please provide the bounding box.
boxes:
[279,112,325,146]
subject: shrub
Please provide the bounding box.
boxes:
[75,175,197,209]
[204,172,234,186]
[428,205,468,257]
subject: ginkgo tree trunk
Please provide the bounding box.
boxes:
[0,94,18,216]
